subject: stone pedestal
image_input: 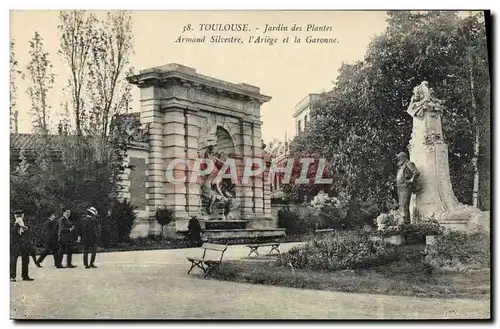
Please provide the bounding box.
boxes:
[127,63,274,234]
[407,83,486,232]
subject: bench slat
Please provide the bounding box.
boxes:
[246,243,280,247]
[187,257,221,263]
[202,243,228,252]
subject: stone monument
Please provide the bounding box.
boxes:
[406,81,487,231]
[125,63,282,238]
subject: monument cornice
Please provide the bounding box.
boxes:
[160,98,256,120]
[127,63,272,105]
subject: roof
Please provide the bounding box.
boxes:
[11,113,141,151]
[10,133,67,151]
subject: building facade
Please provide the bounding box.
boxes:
[293,93,321,136]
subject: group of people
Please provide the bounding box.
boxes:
[10,206,101,282]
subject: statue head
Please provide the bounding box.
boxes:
[396,152,408,166]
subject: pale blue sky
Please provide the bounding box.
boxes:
[11,10,389,141]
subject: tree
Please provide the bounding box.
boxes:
[457,14,490,208]
[291,11,491,216]
[265,138,287,159]
[58,10,98,136]
[276,153,332,203]
[86,11,135,139]
[25,32,55,134]
[10,40,20,133]
[155,206,175,239]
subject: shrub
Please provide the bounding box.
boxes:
[347,198,382,228]
[277,206,312,235]
[155,206,175,238]
[278,230,400,271]
[425,229,490,270]
[398,216,443,244]
[101,198,137,247]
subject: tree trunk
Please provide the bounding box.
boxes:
[469,57,480,208]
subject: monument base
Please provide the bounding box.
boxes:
[436,206,489,232]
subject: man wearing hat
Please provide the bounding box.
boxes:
[79,207,100,269]
[396,152,421,224]
[10,210,34,281]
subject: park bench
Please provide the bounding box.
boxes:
[315,228,335,234]
[187,243,228,278]
[246,242,281,257]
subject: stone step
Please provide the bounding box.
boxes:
[203,228,286,241]
[204,220,249,230]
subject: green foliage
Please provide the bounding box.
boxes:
[10,130,129,245]
[278,231,399,271]
[277,195,374,235]
[426,229,490,270]
[155,206,175,227]
[58,10,135,136]
[277,154,332,203]
[404,218,443,236]
[100,198,137,246]
[377,214,443,241]
[10,39,21,132]
[26,31,55,133]
[277,206,314,235]
[291,11,490,211]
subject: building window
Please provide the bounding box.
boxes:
[304,115,308,128]
[298,120,302,134]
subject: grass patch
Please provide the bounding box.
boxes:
[213,245,490,300]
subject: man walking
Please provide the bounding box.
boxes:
[36,210,61,267]
[58,208,76,268]
[80,207,100,269]
[10,210,34,281]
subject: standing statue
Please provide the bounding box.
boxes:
[396,152,421,224]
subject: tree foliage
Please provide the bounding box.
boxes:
[26,32,55,133]
[10,40,21,133]
[86,11,135,138]
[276,153,332,203]
[10,128,130,245]
[265,138,288,159]
[58,10,135,138]
[291,11,490,213]
[58,10,98,136]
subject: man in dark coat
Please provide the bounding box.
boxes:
[36,211,61,267]
[58,208,77,268]
[10,210,34,281]
[187,215,202,247]
[79,207,100,269]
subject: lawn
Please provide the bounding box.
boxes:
[213,246,491,300]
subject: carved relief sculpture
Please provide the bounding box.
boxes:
[197,120,240,219]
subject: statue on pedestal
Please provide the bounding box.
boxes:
[404,81,487,231]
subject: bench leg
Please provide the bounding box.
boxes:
[248,247,259,257]
[269,245,281,255]
[204,263,220,279]
[187,261,206,275]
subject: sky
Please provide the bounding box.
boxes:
[10,10,389,142]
